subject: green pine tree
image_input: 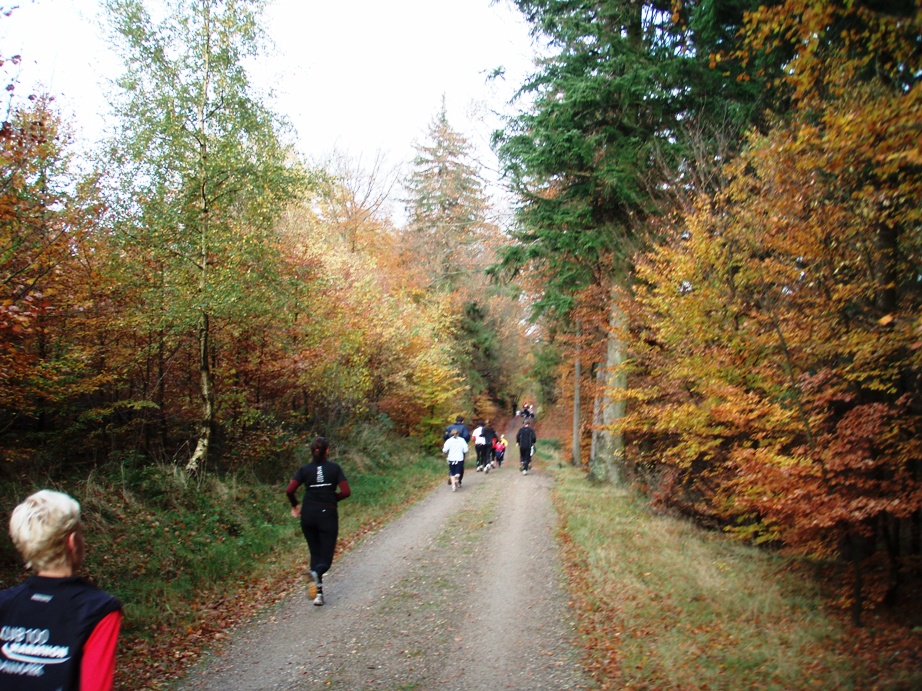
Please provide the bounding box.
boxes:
[494,0,764,482]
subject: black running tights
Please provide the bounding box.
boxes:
[300,506,339,583]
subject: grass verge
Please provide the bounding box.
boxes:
[548,455,863,689]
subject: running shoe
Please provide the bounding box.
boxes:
[313,592,324,606]
[522,469,528,475]
[484,464,490,474]
[307,570,319,600]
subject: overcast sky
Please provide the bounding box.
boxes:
[1,0,538,183]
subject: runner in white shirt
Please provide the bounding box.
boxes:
[442,429,469,491]
[471,421,486,471]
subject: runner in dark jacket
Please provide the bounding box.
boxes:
[516,420,537,474]
[443,416,471,442]
[481,420,498,471]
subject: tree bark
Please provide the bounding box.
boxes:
[572,346,582,467]
[157,328,168,457]
[590,365,602,469]
[874,220,897,313]
[844,532,865,627]
[187,311,215,473]
[187,0,215,474]
[590,280,627,485]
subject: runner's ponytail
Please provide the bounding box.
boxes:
[311,437,329,463]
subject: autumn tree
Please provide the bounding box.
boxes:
[100,0,305,471]
[315,151,399,254]
[0,95,114,463]
[628,0,922,622]
[275,179,466,441]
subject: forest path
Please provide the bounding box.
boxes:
[176,421,586,690]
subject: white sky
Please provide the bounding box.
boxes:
[1,0,538,190]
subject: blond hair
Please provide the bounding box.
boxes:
[9,490,81,572]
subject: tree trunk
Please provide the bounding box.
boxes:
[187,2,214,474]
[590,365,602,469]
[158,329,168,456]
[874,220,897,313]
[911,508,921,556]
[881,515,901,606]
[590,280,627,485]
[187,311,215,473]
[572,347,582,466]
[844,532,865,627]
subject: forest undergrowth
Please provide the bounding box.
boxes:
[0,425,445,689]
[547,442,922,690]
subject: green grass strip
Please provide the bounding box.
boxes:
[550,462,861,690]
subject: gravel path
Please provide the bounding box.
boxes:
[177,435,587,690]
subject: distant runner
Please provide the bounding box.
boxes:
[442,428,469,491]
[493,434,507,467]
[481,420,498,471]
[471,420,486,472]
[443,416,471,485]
[516,420,537,475]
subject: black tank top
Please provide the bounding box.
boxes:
[0,575,121,690]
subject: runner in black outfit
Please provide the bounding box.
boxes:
[516,420,537,474]
[481,420,498,471]
[286,437,351,606]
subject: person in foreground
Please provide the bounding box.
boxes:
[0,489,122,691]
[442,428,468,491]
[286,437,351,606]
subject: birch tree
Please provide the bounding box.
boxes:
[101,0,304,472]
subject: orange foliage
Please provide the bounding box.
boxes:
[627,0,922,621]
[0,100,115,461]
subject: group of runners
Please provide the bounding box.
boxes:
[441,415,537,491]
[516,403,536,419]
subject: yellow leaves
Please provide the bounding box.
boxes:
[277,195,466,435]
[736,0,922,109]
[628,4,922,563]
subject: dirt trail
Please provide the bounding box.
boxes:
[177,424,586,690]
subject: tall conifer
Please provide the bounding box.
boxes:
[494,0,763,481]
